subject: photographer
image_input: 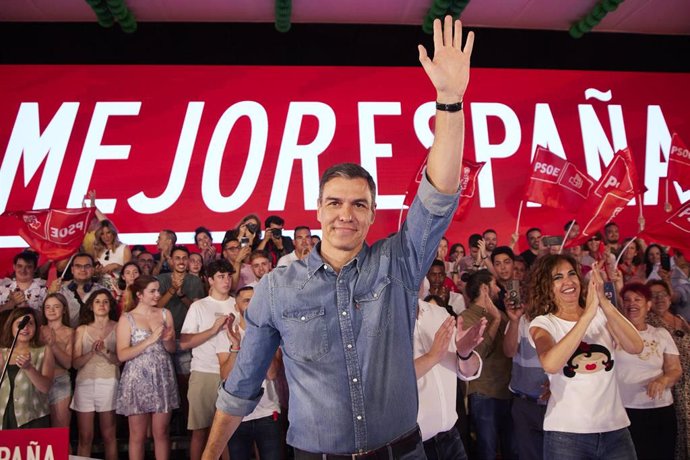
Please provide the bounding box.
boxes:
[256,215,294,267]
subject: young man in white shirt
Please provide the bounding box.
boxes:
[180,259,238,460]
[415,298,487,460]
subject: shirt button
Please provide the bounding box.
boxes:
[347,344,353,349]
[300,316,306,321]
[356,415,363,421]
[342,311,347,316]
[339,280,343,284]
[352,378,358,383]
[373,293,378,299]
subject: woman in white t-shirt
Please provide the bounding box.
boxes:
[616,282,681,460]
[527,254,644,460]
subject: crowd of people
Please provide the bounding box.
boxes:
[1,16,689,460]
[1,212,689,460]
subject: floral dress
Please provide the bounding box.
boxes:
[116,312,179,415]
[648,313,690,460]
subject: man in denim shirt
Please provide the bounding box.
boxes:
[203,15,475,460]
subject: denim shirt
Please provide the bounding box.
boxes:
[217,172,459,454]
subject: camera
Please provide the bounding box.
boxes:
[245,223,258,235]
[271,228,282,238]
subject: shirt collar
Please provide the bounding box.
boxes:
[305,241,368,277]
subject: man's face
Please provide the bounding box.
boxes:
[223,241,241,263]
[487,278,501,302]
[208,271,232,296]
[527,230,542,251]
[171,249,189,274]
[492,254,514,283]
[605,225,619,244]
[483,232,497,252]
[137,253,154,275]
[251,256,271,280]
[71,256,94,282]
[294,229,312,256]
[317,177,375,256]
[236,289,254,314]
[426,265,446,289]
[157,232,171,252]
[13,258,36,282]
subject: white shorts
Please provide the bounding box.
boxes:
[70,378,118,413]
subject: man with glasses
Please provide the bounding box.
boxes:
[50,252,104,327]
[136,250,156,275]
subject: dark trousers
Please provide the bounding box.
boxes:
[423,427,467,460]
[468,393,515,460]
[626,405,676,460]
[228,414,284,460]
[511,396,546,460]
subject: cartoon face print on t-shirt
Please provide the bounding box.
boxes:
[563,341,614,378]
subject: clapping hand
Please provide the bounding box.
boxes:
[456,316,486,357]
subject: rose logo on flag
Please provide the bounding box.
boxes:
[22,215,42,230]
[568,173,583,189]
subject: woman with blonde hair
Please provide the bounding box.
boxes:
[72,288,120,460]
[93,220,131,290]
[0,307,55,429]
[40,293,74,428]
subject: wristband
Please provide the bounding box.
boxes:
[436,101,463,112]
[229,348,241,353]
[457,351,473,361]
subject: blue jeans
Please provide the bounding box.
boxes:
[511,396,546,460]
[423,427,467,460]
[543,428,637,460]
[468,393,515,460]
[228,415,284,460]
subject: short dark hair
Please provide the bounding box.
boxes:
[430,259,445,270]
[482,229,497,238]
[171,245,190,257]
[491,246,515,264]
[236,286,254,296]
[131,244,146,254]
[319,163,377,206]
[194,227,213,245]
[294,226,311,235]
[564,220,577,231]
[13,250,38,267]
[265,215,285,228]
[604,222,618,230]
[468,234,482,248]
[250,250,270,263]
[526,227,541,237]
[207,259,234,278]
[72,252,95,265]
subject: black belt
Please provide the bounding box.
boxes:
[511,391,540,404]
[423,426,457,446]
[294,427,421,460]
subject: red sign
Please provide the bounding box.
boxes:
[1,65,690,271]
[0,427,69,460]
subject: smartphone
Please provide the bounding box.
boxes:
[660,252,671,271]
[542,235,564,247]
[603,281,617,308]
[506,279,521,308]
[240,237,249,247]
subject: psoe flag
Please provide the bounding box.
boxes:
[642,200,690,253]
[669,133,690,190]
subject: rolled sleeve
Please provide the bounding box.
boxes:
[216,381,264,416]
[457,351,483,382]
[416,169,461,216]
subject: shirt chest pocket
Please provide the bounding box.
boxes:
[281,305,330,362]
[355,276,392,337]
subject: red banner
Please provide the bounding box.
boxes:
[0,427,69,460]
[1,65,690,271]
[642,200,690,253]
[524,146,594,210]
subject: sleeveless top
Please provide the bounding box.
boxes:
[76,325,119,381]
[0,347,49,428]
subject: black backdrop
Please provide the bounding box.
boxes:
[1,22,689,71]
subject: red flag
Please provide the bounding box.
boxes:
[453,159,485,221]
[593,147,644,198]
[524,146,594,209]
[567,150,638,247]
[642,200,690,254]
[398,155,485,228]
[668,133,690,189]
[8,208,95,264]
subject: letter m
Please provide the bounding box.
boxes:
[0,102,79,213]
